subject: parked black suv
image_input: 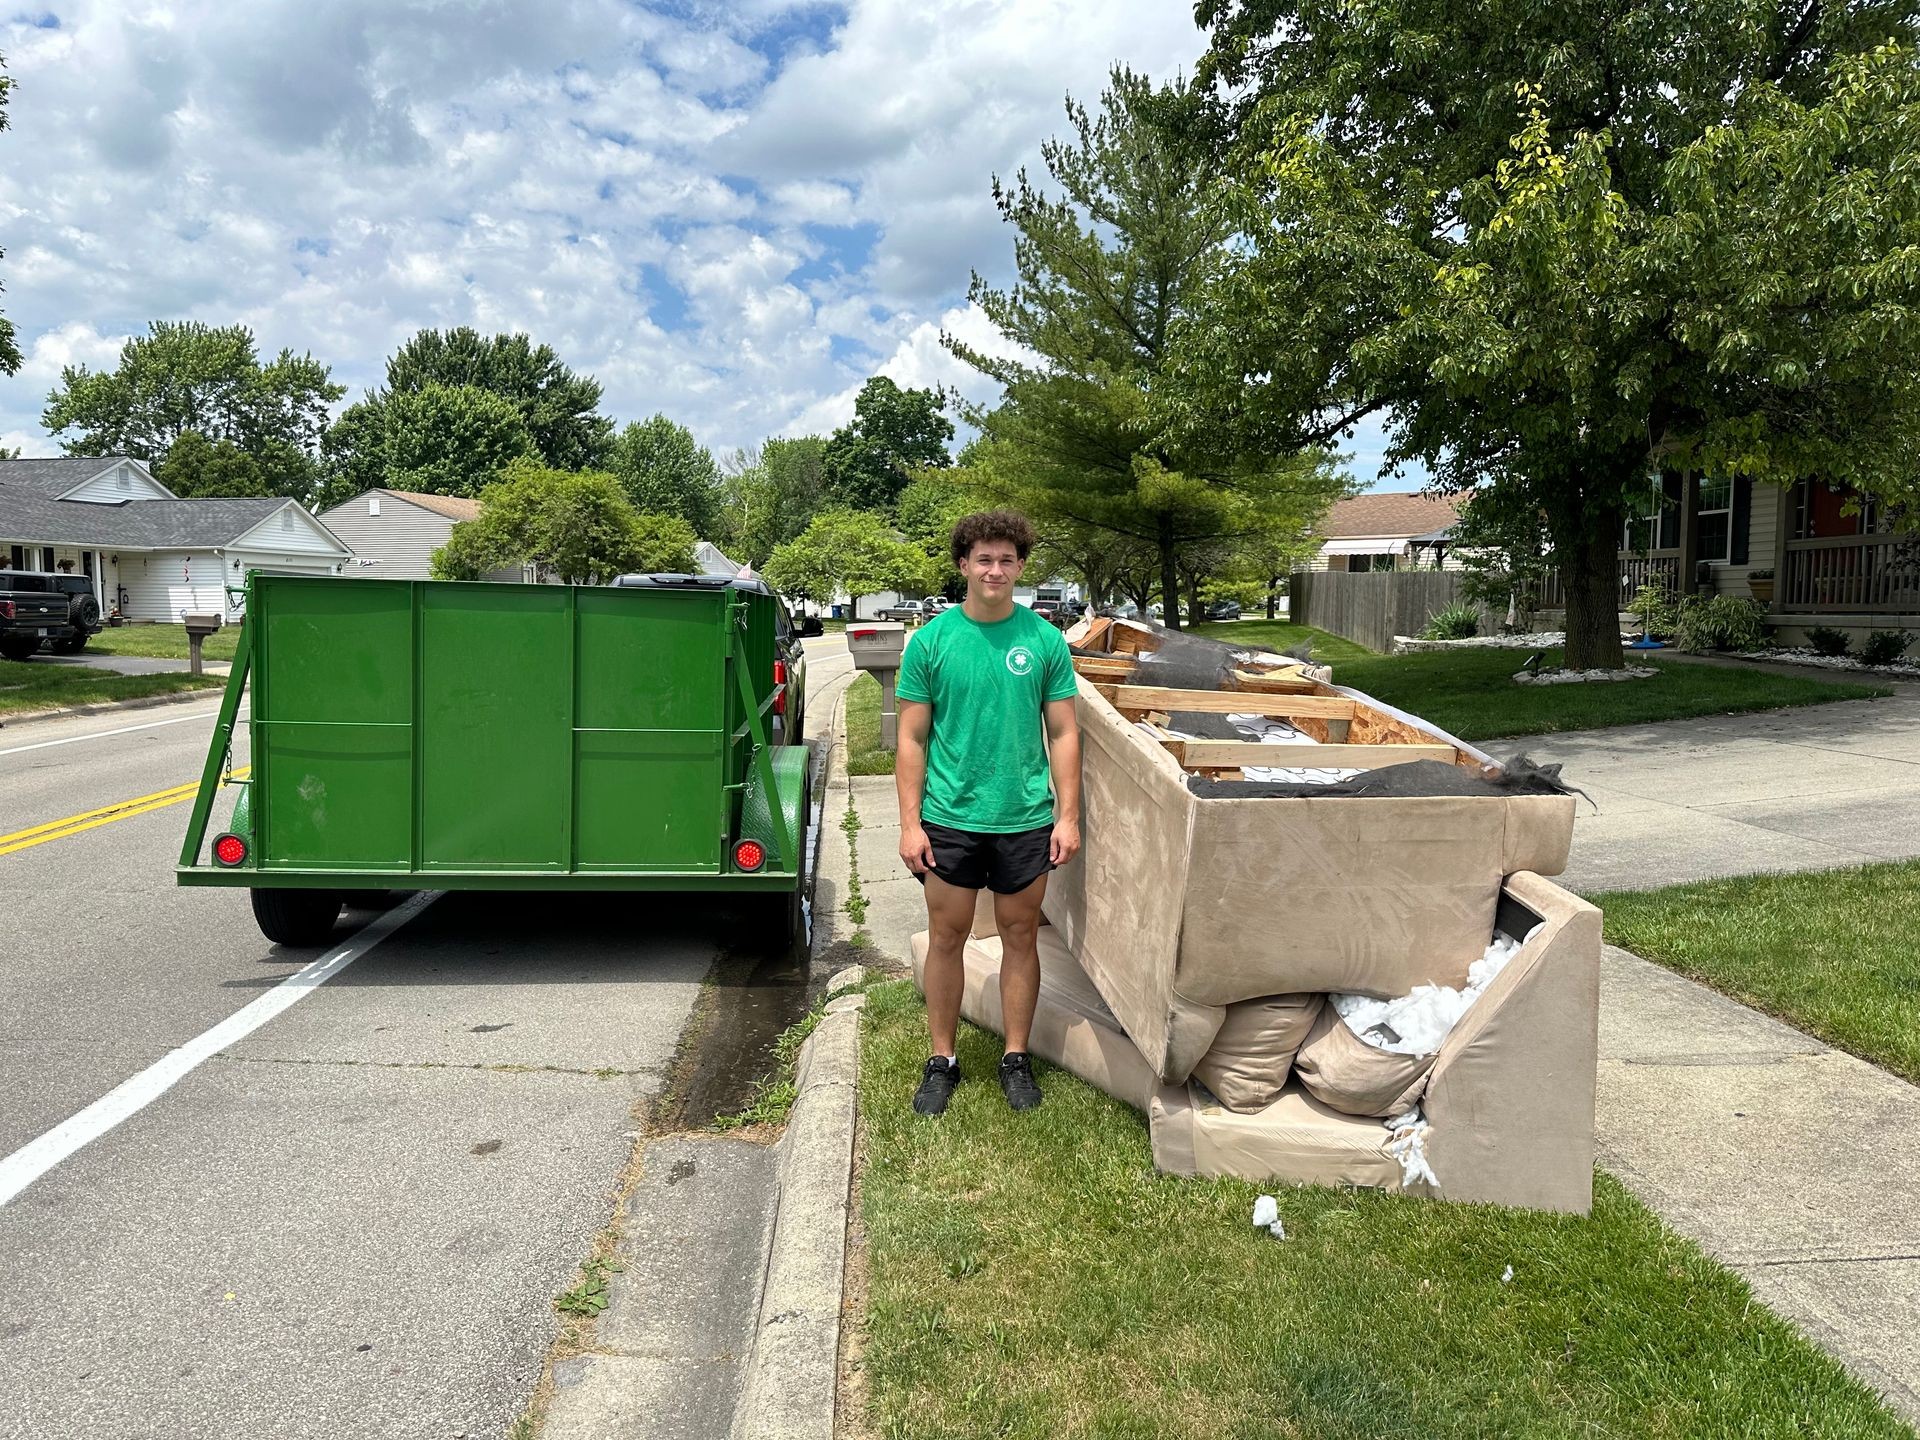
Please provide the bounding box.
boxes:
[0,570,105,660]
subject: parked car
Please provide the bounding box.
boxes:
[1029,601,1069,629]
[875,599,931,622]
[0,569,85,661]
[926,596,956,614]
[1204,600,1243,621]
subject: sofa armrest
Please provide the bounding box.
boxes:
[1422,870,1601,1214]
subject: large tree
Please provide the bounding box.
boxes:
[762,510,935,617]
[42,322,343,495]
[1191,0,1920,666]
[609,414,720,538]
[430,459,693,585]
[379,383,536,498]
[716,436,831,566]
[0,53,18,376]
[160,430,317,500]
[823,377,954,512]
[382,327,613,470]
[948,67,1346,628]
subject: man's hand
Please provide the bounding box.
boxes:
[1049,816,1081,867]
[900,822,936,875]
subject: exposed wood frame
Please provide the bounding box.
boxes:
[1097,683,1357,721]
[1159,739,1456,771]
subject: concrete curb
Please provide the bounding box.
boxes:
[0,680,227,730]
[728,987,865,1440]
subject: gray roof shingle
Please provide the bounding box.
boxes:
[0,485,293,549]
[0,455,158,499]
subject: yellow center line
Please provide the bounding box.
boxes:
[0,766,251,858]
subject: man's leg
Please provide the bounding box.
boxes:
[992,874,1048,1086]
[921,872,978,1059]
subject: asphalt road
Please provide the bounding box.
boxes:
[0,634,854,1440]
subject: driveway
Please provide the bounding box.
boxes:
[26,650,231,677]
[1488,686,1920,894]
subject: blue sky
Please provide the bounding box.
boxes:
[0,0,1407,490]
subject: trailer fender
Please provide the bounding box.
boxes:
[737,742,811,876]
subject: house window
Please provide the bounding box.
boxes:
[1696,476,1732,563]
[40,547,54,571]
[1349,553,1396,573]
[1620,475,1681,552]
[8,545,22,569]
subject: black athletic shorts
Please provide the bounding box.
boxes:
[913,820,1055,895]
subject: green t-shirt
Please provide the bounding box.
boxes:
[894,604,1078,833]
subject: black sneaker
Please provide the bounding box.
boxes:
[913,1057,961,1116]
[998,1052,1043,1111]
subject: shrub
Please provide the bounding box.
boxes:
[1673,595,1770,653]
[1627,582,1681,638]
[1859,629,1915,667]
[1746,568,1775,581]
[1420,602,1480,640]
[1806,625,1852,657]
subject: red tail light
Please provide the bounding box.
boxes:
[733,839,766,871]
[0,601,13,620]
[773,658,787,715]
[213,833,248,866]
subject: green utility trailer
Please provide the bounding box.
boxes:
[178,574,815,949]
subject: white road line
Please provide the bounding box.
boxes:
[0,707,232,757]
[0,892,439,1208]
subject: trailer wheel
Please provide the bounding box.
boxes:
[251,888,343,947]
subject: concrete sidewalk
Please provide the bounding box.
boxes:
[1489,688,1920,894]
[839,717,1920,1426]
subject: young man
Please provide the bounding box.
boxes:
[894,510,1081,1116]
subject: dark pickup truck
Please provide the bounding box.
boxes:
[0,570,105,660]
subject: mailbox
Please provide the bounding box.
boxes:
[846,621,906,671]
[182,612,224,676]
[845,621,907,748]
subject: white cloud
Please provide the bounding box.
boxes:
[0,0,1403,489]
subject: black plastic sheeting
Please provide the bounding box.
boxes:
[1187,755,1588,803]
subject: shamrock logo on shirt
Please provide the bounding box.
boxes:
[1005,645,1035,677]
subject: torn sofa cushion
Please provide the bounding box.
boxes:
[1190,992,1325,1113]
[1292,1005,1436,1118]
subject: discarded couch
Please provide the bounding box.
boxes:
[908,624,1599,1215]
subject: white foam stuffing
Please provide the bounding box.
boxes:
[1385,1108,1439,1189]
[1251,1194,1286,1239]
[1330,930,1536,1057]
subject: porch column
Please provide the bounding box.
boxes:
[1772,483,1792,615]
[1676,468,1702,594]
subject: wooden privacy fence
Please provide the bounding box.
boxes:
[1289,569,1498,652]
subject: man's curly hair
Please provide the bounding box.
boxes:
[949,509,1037,567]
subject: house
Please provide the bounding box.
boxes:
[1542,474,1920,646]
[316,488,484,580]
[1307,492,1467,572]
[0,456,353,621]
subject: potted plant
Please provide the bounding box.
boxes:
[1747,569,1775,605]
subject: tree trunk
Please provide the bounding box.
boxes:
[1561,514,1625,670]
[1157,515,1181,631]
[1266,575,1279,620]
[1184,573,1203,628]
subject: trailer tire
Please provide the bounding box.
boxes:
[251,888,343,947]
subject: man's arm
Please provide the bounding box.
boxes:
[896,698,936,873]
[1044,696,1081,866]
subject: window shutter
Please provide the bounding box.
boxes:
[1731,478,1752,565]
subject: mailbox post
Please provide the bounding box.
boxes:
[182,612,224,676]
[846,621,907,749]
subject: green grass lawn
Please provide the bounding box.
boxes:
[1599,860,1920,1085]
[0,658,223,718]
[1194,623,1888,742]
[856,980,1906,1440]
[845,671,894,776]
[84,624,243,662]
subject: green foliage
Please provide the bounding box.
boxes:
[0,53,17,375]
[40,321,343,497]
[430,461,692,584]
[553,1254,625,1318]
[1628,583,1682,640]
[160,430,315,499]
[949,67,1348,628]
[1186,7,1920,668]
[716,437,831,567]
[1807,625,1853,657]
[380,383,536,498]
[823,377,954,511]
[1860,629,1915,666]
[1420,602,1480,641]
[381,327,612,470]
[1673,595,1770,653]
[762,510,934,612]
[609,414,720,537]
